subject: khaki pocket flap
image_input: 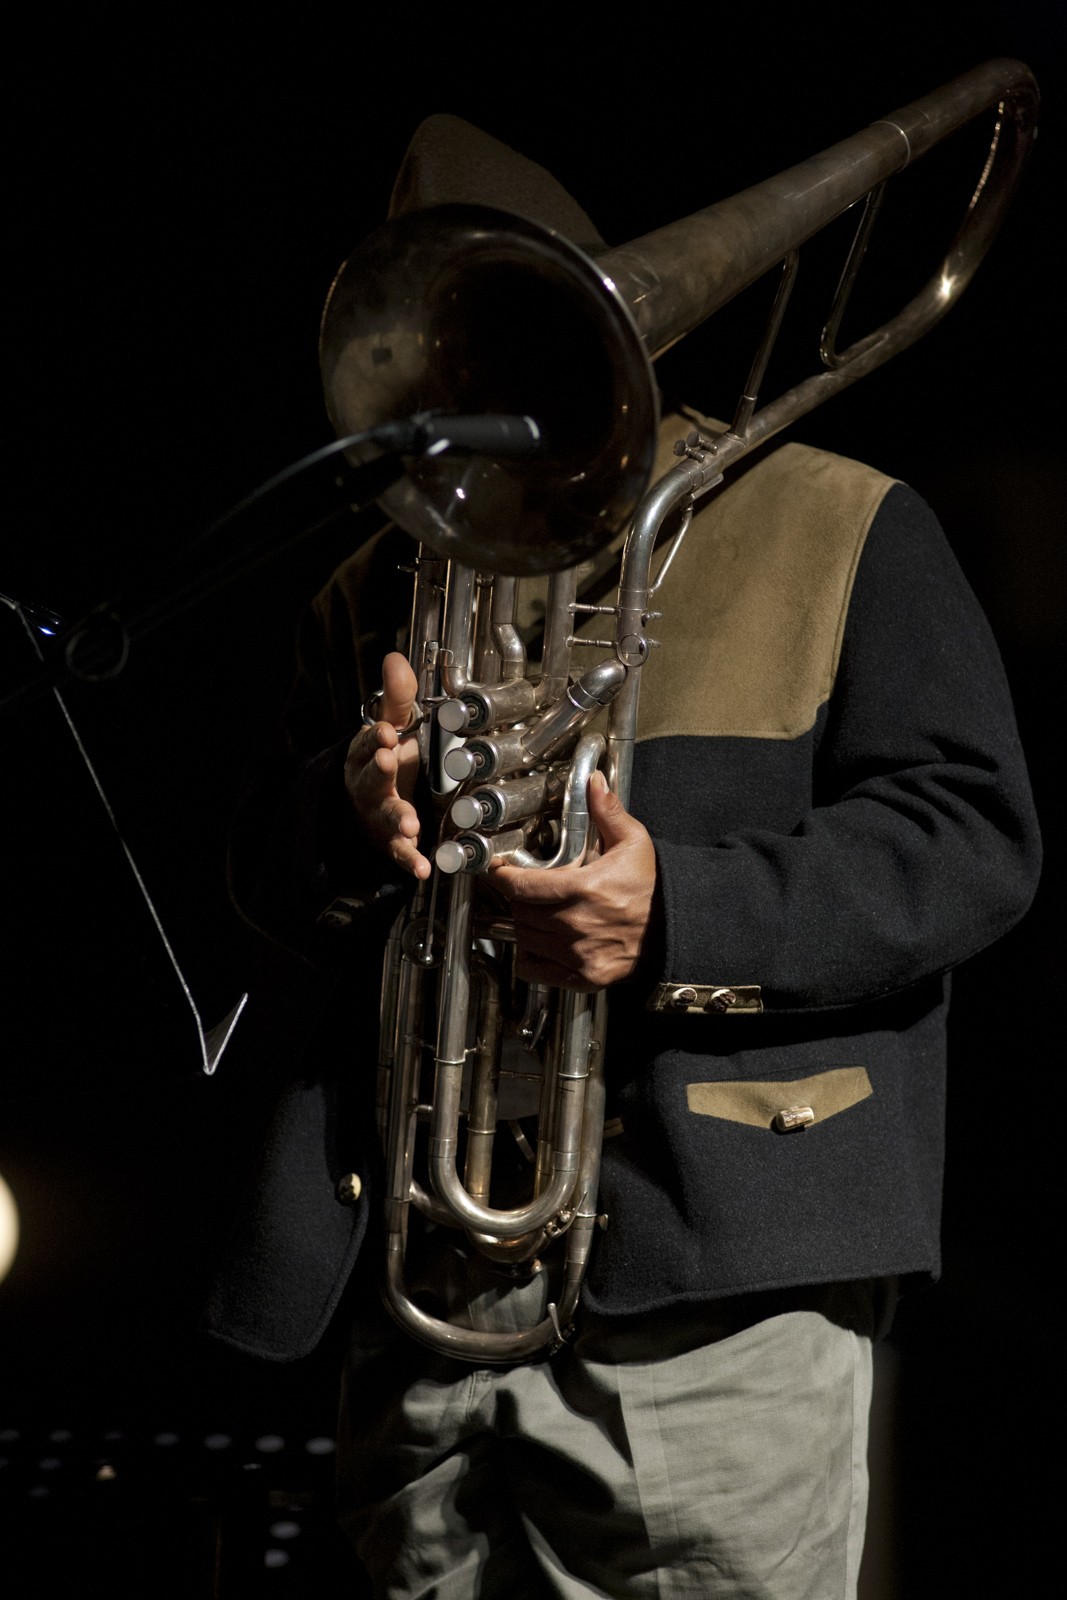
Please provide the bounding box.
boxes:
[686,1066,873,1130]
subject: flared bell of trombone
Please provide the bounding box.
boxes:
[319,203,659,576]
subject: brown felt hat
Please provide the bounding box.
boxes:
[387,114,608,255]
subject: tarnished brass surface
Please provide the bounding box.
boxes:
[320,207,658,576]
[321,60,1036,577]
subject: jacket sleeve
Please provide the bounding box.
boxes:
[227,526,417,963]
[649,484,1042,1011]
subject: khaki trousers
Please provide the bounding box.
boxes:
[337,1290,874,1599]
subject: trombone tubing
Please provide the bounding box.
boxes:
[428,873,588,1237]
[601,58,1038,361]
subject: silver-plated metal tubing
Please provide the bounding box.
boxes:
[464,957,503,1206]
[464,1227,550,1264]
[536,569,579,706]
[438,563,476,697]
[559,988,608,1306]
[409,1177,464,1228]
[600,60,1038,360]
[462,956,550,1263]
[511,734,605,871]
[472,574,502,686]
[429,1090,584,1236]
[408,548,447,767]
[446,663,623,786]
[730,249,799,439]
[615,471,698,664]
[382,1244,568,1362]
[533,996,563,1195]
[490,576,526,682]
[820,186,886,370]
[447,729,527,783]
[629,73,1035,477]
[407,548,445,681]
[428,890,588,1236]
[413,864,442,966]
[382,904,430,1259]
[436,826,529,875]
[426,870,474,1210]
[377,906,407,1143]
[522,660,626,762]
[451,769,558,832]
[520,981,552,1060]
[647,506,693,598]
[435,871,474,1085]
[459,677,538,732]
[609,468,698,806]
[435,870,476,1120]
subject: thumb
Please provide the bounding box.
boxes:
[588,769,639,851]
[380,651,419,729]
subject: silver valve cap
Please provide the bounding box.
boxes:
[450,795,485,829]
[443,745,479,782]
[437,699,471,734]
[435,839,472,874]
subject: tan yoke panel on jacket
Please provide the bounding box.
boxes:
[575,434,897,743]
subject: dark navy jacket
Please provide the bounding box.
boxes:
[205,430,1040,1359]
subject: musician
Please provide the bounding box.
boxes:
[208,116,1042,1598]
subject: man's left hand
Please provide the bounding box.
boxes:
[491,771,657,991]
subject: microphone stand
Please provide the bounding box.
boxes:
[0,412,542,720]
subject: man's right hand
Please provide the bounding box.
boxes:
[343,651,430,880]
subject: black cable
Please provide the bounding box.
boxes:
[0,412,543,720]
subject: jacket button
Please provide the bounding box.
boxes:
[336,1173,362,1204]
[708,987,737,1013]
[670,986,698,1009]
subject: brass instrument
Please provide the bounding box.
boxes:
[319,60,1038,1361]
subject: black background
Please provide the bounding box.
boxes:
[2,4,1062,1594]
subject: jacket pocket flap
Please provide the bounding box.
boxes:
[686,1066,872,1130]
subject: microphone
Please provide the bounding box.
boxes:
[366,412,544,459]
[0,413,546,718]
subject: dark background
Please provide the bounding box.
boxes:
[2,4,1062,1594]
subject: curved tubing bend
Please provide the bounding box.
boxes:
[429,1077,584,1236]
[511,733,606,870]
[384,1242,580,1362]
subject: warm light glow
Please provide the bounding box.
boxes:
[938,272,956,301]
[0,1173,18,1283]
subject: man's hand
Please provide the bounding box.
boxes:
[344,651,430,879]
[492,772,657,991]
